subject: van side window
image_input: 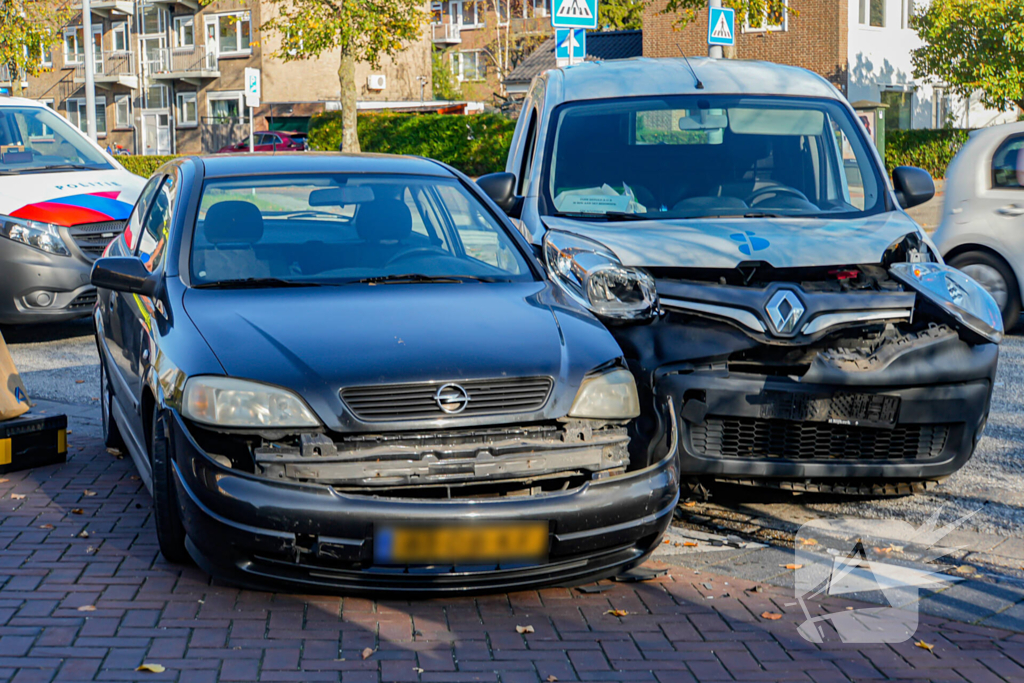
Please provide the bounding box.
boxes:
[517,110,538,195]
[992,136,1024,189]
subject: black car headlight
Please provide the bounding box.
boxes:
[182,376,321,428]
[0,214,70,256]
[543,230,657,320]
[890,262,1003,343]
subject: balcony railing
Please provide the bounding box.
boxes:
[147,45,219,78]
[73,50,135,82]
[431,23,462,44]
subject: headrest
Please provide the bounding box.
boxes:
[204,201,264,245]
[356,199,412,242]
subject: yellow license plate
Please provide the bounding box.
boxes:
[375,522,548,565]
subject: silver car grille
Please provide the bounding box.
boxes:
[341,377,554,422]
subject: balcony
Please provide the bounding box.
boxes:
[431,23,462,44]
[81,0,134,16]
[149,0,201,10]
[147,46,220,85]
[73,51,138,89]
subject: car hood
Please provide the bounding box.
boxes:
[0,168,144,226]
[182,282,621,430]
[541,211,923,269]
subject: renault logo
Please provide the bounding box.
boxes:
[765,290,806,336]
[434,383,471,414]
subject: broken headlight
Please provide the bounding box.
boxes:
[182,376,321,428]
[543,230,657,320]
[569,367,640,419]
[890,263,1003,343]
[0,214,70,256]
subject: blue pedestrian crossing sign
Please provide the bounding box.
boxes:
[556,28,586,66]
[552,0,597,29]
[707,7,735,46]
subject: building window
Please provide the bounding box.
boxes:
[744,0,786,32]
[112,22,129,52]
[40,42,52,66]
[173,16,194,48]
[63,26,101,65]
[933,86,950,128]
[27,100,55,139]
[462,1,480,27]
[67,97,107,136]
[901,0,914,28]
[452,50,485,81]
[147,84,168,109]
[859,0,884,26]
[115,94,132,128]
[208,91,244,121]
[431,1,443,24]
[176,91,197,126]
[141,4,165,34]
[533,0,548,17]
[880,90,912,132]
[205,12,251,56]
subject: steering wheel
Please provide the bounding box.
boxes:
[745,185,809,205]
[385,247,449,266]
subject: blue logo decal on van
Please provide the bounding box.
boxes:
[730,231,770,256]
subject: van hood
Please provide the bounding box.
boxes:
[0,168,144,226]
[541,211,924,269]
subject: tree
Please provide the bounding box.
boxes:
[432,50,462,101]
[0,0,71,96]
[658,0,789,30]
[261,0,426,152]
[911,0,1024,113]
[599,0,645,30]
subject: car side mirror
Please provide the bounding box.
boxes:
[476,172,523,218]
[892,166,935,210]
[91,257,158,296]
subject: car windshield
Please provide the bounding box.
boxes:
[191,173,534,286]
[0,105,112,174]
[543,95,885,220]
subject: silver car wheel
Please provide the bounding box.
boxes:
[960,263,1009,311]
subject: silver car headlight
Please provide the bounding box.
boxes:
[0,214,70,256]
[182,376,321,428]
[543,230,657,320]
[890,262,1003,343]
[569,367,640,419]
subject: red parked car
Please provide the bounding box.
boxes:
[217,131,306,153]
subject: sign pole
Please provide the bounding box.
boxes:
[708,0,723,59]
[248,106,254,152]
[82,0,98,142]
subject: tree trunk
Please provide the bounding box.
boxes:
[11,65,22,97]
[337,48,360,153]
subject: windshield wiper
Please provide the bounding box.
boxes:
[194,277,324,289]
[552,211,650,221]
[685,211,790,219]
[354,273,493,284]
[21,163,99,173]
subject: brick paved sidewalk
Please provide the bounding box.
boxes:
[1,404,1022,682]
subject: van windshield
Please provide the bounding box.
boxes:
[542,95,885,220]
[0,106,112,174]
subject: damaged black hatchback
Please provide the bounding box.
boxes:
[90,154,678,593]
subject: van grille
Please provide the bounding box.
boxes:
[341,377,553,422]
[68,221,126,260]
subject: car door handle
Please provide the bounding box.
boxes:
[998,204,1024,216]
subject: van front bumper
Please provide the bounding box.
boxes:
[0,237,95,324]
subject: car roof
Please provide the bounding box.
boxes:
[550,57,842,103]
[197,152,453,178]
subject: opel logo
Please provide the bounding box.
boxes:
[434,383,471,414]
[765,290,806,336]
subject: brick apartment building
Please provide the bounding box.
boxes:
[3,0,433,155]
[643,0,1014,132]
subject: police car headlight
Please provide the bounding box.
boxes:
[543,230,657,320]
[569,367,640,419]
[890,262,1003,343]
[182,376,321,428]
[0,214,70,256]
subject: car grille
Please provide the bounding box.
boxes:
[67,221,126,260]
[67,290,97,310]
[690,416,950,461]
[341,377,553,421]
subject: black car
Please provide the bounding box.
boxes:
[91,153,679,593]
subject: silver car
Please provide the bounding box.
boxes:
[934,122,1024,329]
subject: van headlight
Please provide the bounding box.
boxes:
[890,263,1003,343]
[543,230,657,320]
[0,215,70,256]
[182,376,321,428]
[569,367,640,419]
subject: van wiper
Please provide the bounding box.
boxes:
[194,277,324,289]
[355,273,492,284]
[685,211,789,219]
[552,211,649,221]
[22,163,98,173]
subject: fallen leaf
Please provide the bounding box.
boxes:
[83,490,96,497]
[137,663,166,673]
[797,537,818,546]
[547,676,559,682]
[662,539,670,544]
[780,564,803,570]
[39,524,54,530]
[888,545,904,553]
[10,493,25,500]
[0,479,8,483]
[914,640,934,652]
[86,546,96,555]
[414,668,425,674]
[77,605,96,612]
[77,530,89,539]
[682,501,696,507]
[953,565,976,575]
[761,611,783,620]
[106,448,121,456]
[605,609,629,617]
[130,475,140,481]
[515,625,534,634]
[71,508,84,515]
[683,541,699,547]
[75,380,85,384]
[873,547,893,554]
[361,647,375,660]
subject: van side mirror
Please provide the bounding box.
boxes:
[892,166,935,210]
[476,172,523,218]
[91,257,158,296]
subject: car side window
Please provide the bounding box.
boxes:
[125,176,163,251]
[992,135,1024,189]
[136,174,175,273]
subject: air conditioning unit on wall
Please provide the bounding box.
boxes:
[367,75,386,91]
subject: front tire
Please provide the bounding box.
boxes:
[149,405,190,564]
[948,250,1021,330]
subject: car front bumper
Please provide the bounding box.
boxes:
[166,409,680,594]
[0,237,95,324]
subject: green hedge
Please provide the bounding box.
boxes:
[884,128,970,178]
[308,112,515,177]
[117,155,180,177]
